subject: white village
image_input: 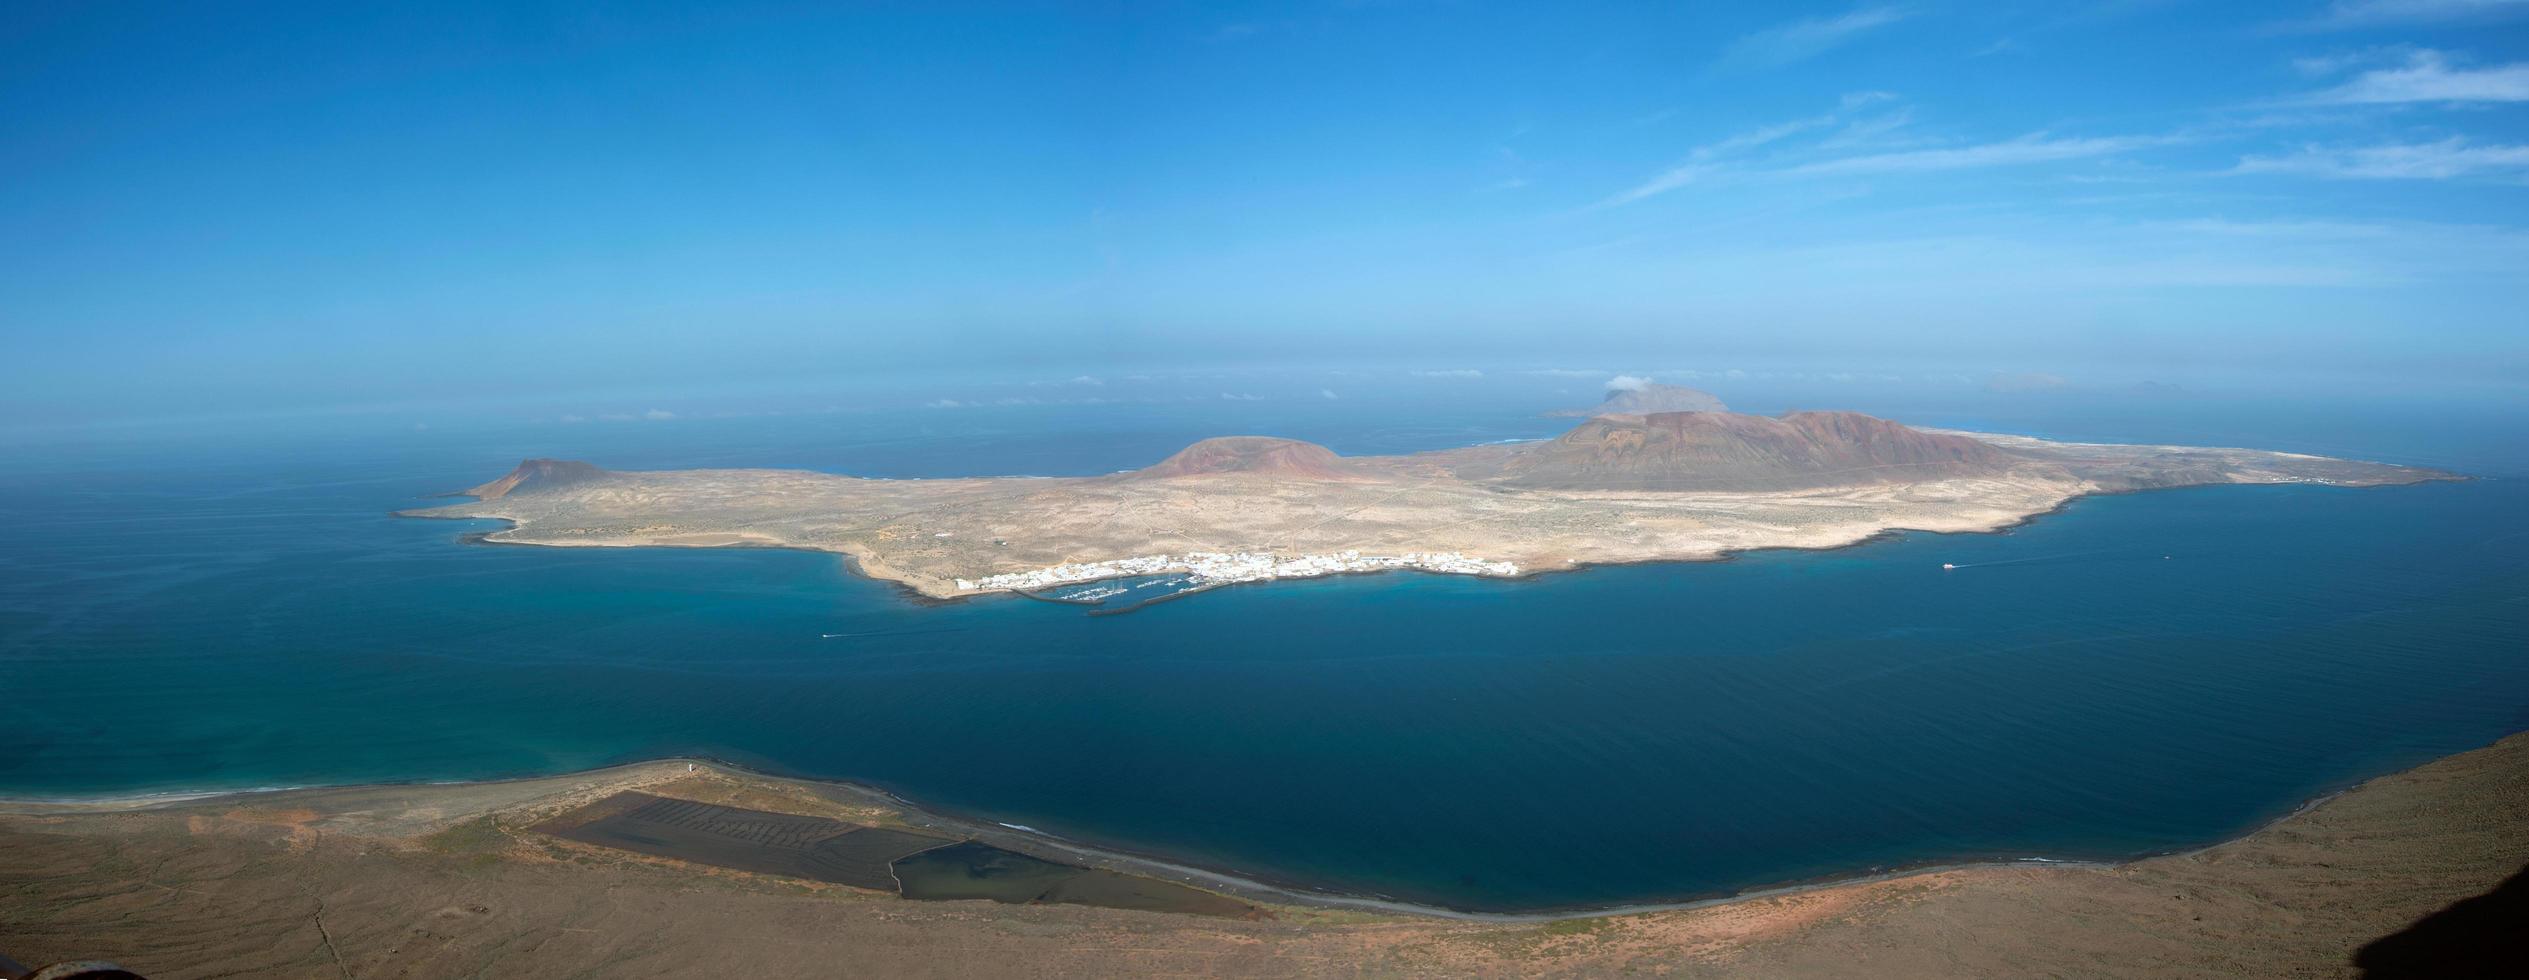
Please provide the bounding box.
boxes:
[955,550,1520,594]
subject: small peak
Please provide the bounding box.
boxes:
[1132,437,1360,481]
[462,458,608,500]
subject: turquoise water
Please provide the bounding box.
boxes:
[3,398,2525,912]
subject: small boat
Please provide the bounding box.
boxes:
[1941,563,1957,570]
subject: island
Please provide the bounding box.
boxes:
[403,387,2451,603]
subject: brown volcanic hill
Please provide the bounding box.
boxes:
[462,459,610,500]
[1547,382,1728,418]
[1480,410,2026,491]
[1129,437,1364,481]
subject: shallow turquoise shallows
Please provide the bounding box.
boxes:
[4,399,2524,912]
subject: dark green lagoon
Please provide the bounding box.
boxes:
[4,397,2524,912]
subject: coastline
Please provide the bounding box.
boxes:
[8,722,2517,922]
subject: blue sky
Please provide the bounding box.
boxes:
[4,1,2526,428]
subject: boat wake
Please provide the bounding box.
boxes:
[1941,550,2166,571]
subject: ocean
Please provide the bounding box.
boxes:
[3,381,2524,911]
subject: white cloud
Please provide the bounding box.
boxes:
[1721,6,1910,69]
[1818,105,1917,150]
[2292,47,2408,76]
[1220,392,1263,401]
[1605,374,1654,392]
[642,408,676,421]
[2150,218,2394,238]
[1411,368,1485,378]
[2299,0,2529,29]
[1636,216,2529,294]
[559,414,586,424]
[2305,50,2529,103]
[927,399,966,409]
[1320,388,1340,400]
[1787,134,2164,176]
[1604,100,2140,206]
[2234,138,2529,179]
[1603,101,1874,205]
[1525,368,1609,378]
[1605,165,1707,206]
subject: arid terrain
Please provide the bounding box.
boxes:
[403,399,2450,599]
[4,731,2522,978]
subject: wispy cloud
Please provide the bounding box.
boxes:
[2291,46,2409,76]
[1818,104,1917,150]
[1607,122,2156,207]
[1603,127,1802,205]
[2147,218,2395,239]
[1786,133,2167,176]
[1719,6,1910,69]
[1411,368,1485,379]
[2234,139,2529,179]
[2303,50,2529,103]
[1603,93,1909,206]
[2294,0,2529,30]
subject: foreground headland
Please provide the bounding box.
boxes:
[402,398,2453,601]
[4,731,2523,977]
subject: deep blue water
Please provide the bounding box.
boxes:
[3,392,2525,912]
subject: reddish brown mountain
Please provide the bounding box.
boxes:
[1129,437,1363,481]
[462,459,610,500]
[1480,410,2025,491]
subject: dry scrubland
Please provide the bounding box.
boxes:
[2,732,2522,977]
